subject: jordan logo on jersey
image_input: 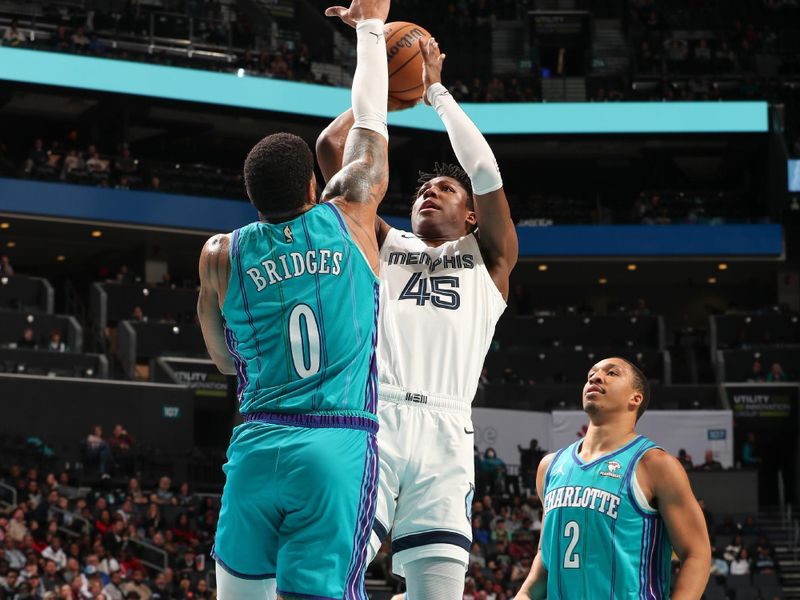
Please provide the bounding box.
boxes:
[600,460,622,479]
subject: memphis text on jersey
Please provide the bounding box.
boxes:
[543,485,622,520]
[245,250,344,291]
[387,251,475,273]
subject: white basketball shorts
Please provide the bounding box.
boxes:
[367,384,475,576]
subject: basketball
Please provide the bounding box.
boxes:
[384,21,431,103]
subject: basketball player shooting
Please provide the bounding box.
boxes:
[514,357,711,600]
[197,0,391,597]
[315,37,519,600]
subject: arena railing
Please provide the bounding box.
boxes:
[127,536,169,573]
[50,506,91,538]
[0,481,17,509]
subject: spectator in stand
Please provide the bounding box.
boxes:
[25,138,48,174]
[8,508,28,543]
[724,534,744,562]
[131,306,145,322]
[41,559,64,592]
[697,449,723,471]
[116,265,134,285]
[150,476,173,505]
[41,535,67,570]
[86,425,112,479]
[46,330,66,352]
[730,548,752,575]
[126,478,149,506]
[481,447,506,494]
[86,148,109,175]
[50,25,71,52]
[746,359,766,382]
[2,20,24,47]
[71,27,90,50]
[61,149,86,178]
[108,425,135,475]
[103,569,125,599]
[518,438,545,493]
[754,545,776,573]
[17,327,36,349]
[114,147,138,177]
[122,569,150,600]
[0,254,13,276]
[677,448,694,470]
[742,432,761,467]
[767,362,789,382]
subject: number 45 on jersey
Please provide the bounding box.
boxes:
[398,273,461,310]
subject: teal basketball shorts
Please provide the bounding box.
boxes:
[212,413,379,599]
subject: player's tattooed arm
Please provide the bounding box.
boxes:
[197,234,236,375]
[321,127,388,207]
[639,450,711,600]
[514,453,554,600]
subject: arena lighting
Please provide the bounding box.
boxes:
[718,263,729,270]
[0,277,7,285]
[627,264,637,271]
[538,264,548,271]
[6,241,15,248]
[142,288,150,296]
[91,230,102,237]
[172,326,180,334]
[26,314,34,323]
[0,222,9,229]
[598,277,608,284]
[708,277,718,284]
[56,255,65,261]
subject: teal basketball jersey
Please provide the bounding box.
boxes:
[541,435,672,600]
[221,202,379,421]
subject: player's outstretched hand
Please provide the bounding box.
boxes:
[325,0,390,28]
[420,37,446,105]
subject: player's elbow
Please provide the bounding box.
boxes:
[471,159,503,196]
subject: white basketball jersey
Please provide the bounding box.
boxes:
[376,228,506,403]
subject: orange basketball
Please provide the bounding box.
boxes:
[384,21,431,102]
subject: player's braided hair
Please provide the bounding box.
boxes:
[414,162,474,210]
[244,133,313,216]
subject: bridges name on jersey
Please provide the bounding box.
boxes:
[245,249,343,291]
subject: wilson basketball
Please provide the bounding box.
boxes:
[384,21,432,102]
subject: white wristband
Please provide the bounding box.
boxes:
[352,19,388,140]
[427,83,502,195]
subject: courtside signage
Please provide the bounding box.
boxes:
[0,48,768,134]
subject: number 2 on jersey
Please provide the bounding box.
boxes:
[563,521,580,569]
[288,304,321,378]
[399,272,460,310]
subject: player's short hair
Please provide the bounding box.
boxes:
[244,133,313,215]
[415,162,474,210]
[617,357,651,420]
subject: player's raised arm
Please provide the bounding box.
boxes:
[641,450,711,600]
[420,38,518,299]
[514,453,553,600]
[321,0,390,224]
[197,234,236,375]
